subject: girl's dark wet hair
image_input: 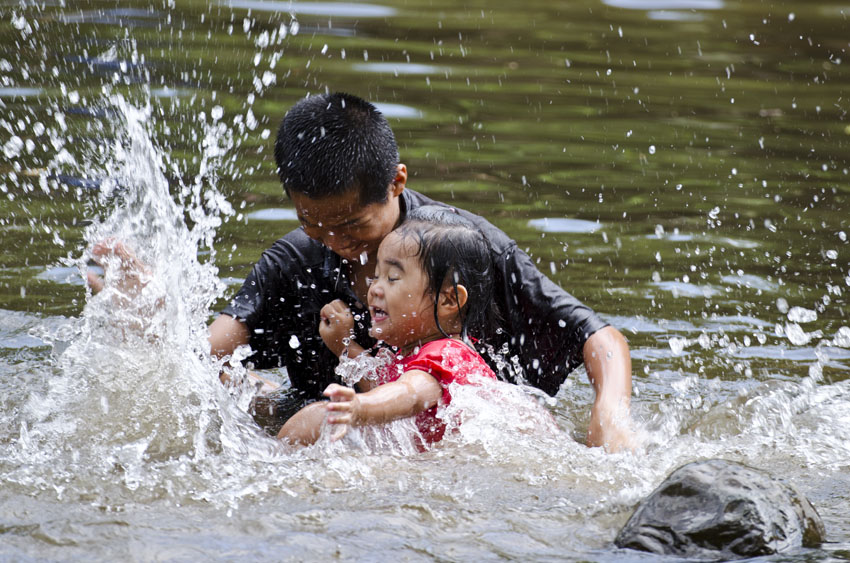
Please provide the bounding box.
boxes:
[396,205,499,342]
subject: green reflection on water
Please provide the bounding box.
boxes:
[0,0,847,381]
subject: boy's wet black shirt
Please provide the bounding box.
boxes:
[222,190,609,398]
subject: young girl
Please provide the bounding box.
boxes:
[278,205,500,446]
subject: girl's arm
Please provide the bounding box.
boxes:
[322,369,442,439]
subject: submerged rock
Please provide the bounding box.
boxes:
[615,459,826,559]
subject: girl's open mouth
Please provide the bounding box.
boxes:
[370,306,388,322]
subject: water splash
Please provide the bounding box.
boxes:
[0,85,300,507]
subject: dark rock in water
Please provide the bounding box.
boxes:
[615,459,826,559]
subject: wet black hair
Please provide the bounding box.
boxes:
[274,92,399,206]
[395,205,499,342]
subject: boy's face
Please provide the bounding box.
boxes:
[290,178,404,263]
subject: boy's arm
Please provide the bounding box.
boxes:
[209,314,250,360]
[324,369,442,427]
[209,314,279,393]
[583,326,636,452]
[494,244,636,451]
[496,245,610,394]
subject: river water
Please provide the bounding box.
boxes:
[1,0,849,560]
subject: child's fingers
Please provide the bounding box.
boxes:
[93,239,132,264]
[325,401,351,412]
[92,239,150,279]
[91,237,116,259]
[323,383,354,401]
[329,423,349,441]
[86,270,105,293]
[328,298,348,311]
[326,412,352,425]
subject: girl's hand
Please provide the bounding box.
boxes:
[318,299,355,357]
[323,383,360,441]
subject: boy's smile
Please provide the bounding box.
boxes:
[288,166,407,263]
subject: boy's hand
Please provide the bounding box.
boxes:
[589,407,639,453]
[323,383,360,441]
[87,239,152,300]
[319,299,355,357]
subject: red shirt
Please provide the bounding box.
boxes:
[379,339,497,444]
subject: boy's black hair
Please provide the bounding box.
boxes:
[396,205,499,342]
[274,92,399,206]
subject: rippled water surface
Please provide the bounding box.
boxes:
[1,0,849,560]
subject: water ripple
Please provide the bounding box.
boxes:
[222,0,397,18]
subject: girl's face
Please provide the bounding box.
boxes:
[367,231,438,349]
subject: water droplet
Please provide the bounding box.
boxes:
[787,306,817,323]
[784,323,810,345]
[669,337,687,355]
[833,326,850,348]
[2,136,24,158]
[12,14,27,30]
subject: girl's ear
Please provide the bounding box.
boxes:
[438,283,468,312]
